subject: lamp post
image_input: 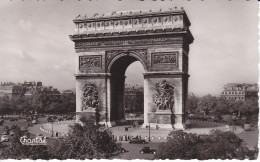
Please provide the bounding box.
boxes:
[51,118,54,137]
[148,122,151,142]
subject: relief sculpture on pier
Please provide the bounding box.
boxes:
[153,80,175,111]
[82,84,99,110]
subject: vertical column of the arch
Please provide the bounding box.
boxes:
[75,80,82,122]
[74,51,109,125]
[105,75,117,127]
[143,46,188,129]
[143,77,149,127]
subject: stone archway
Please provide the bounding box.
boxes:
[70,8,194,129]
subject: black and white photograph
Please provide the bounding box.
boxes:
[0,0,259,160]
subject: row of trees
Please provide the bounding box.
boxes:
[155,130,257,159]
[0,117,121,159]
[0,92,75,116]
[1,117,257,160]
[187,94,259,120]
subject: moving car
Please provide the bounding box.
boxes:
[32,119,38,124]
[140,147,156,154]
[9,130,15,136]
[36,134,44,139]
[129,138,147,144]
[0,119,4,125]
[1,135,10,142]
[9,118,18,122]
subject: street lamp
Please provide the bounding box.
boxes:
[50,118,54,137]
[148,122,151,142]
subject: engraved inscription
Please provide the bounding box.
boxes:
[152,52,177,65]
[79,56,101,69]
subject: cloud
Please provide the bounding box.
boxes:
[18,19,33,32]
[6,47,35,63]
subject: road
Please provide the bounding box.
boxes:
[113,142,160,160]
[237,128,259,149]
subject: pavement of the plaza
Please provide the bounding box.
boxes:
[28,120,244,142]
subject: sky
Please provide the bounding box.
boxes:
[0,0,258,96]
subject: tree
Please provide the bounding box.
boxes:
[240,98,259,121]
[187,93,199,114]
[48,116,121,159]
[198,94,217,115]
[155,130,257,160]
[2,127,50,159]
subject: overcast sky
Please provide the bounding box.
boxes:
[0,0,258,96]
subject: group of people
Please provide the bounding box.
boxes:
[112,135,142,142]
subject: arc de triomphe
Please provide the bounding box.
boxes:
[69,8,194,129]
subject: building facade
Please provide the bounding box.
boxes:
[0,82,27,98]
[220,83,258,102]
[124,85,144,114]
[0,81,61,101]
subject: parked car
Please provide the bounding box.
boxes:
[3,130,9,135]
[4,126,9,131]
[129,138,147,144]
[21,127,28,132]
[36,134,44,140]
[116,148,127,154]
[32,119,38,124]
[9,130,15,136]
[11,125,18,130]
[140,147,156,154]
[1,135,10,142]
[9,118,18,122]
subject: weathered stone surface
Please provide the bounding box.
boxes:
[70,8,194,129]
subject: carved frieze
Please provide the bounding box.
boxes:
[153,80,175,111]
[75,36,182,49]
[105,49,148,66]
[82,84,99,110]
[152,52,178,65]
[79,55,102,69]
[74,11,187,34]
[129,49,148,63]
[106,50,124,64]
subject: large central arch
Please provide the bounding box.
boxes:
[109,52,146,123]
[70,8,194,129]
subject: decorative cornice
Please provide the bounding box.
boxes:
[71,8,193,39]
[72,34,188,49]
[143,71,190,76]
[73,8,189,24]
[70,28,191,40]
[75,73,111,78]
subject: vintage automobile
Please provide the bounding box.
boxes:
[9,130,15,136]
[1,135,10,142]
[32,119,38,124]
[9,118,18,122]
[129,138,147,144]
[140,147,156,154]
